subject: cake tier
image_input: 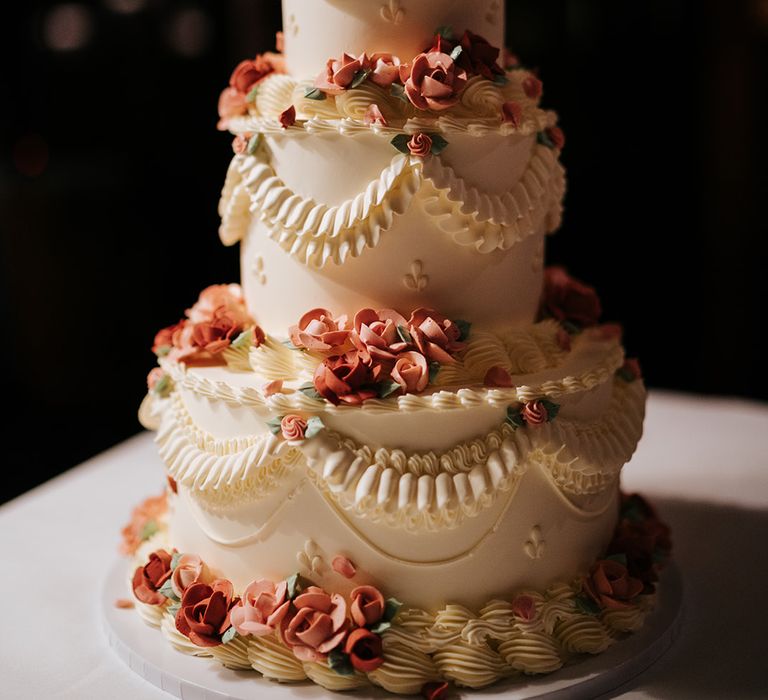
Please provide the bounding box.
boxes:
[281,0,505,80]
[140,315,644,611]
[221,129,564,336]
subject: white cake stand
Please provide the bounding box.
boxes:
[102,559,682,699]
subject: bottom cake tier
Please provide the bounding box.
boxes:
[122,489,671,695]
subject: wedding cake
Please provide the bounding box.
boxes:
[124,0,671,694]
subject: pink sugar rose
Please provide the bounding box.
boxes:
[121,493,167,556]
[540,266,602,329]
[332,555,357,579]
[522,400,549,425]
[369,52,401,87]
[175,579,239,647]
[349,585,386,627]
[483,365,515,388]
[344,627,384,672]
[280,414,307,441]
[407,132,433,157]
[502,101,523,127]
[363,103,388,127]
[523,74,543,100]
[230,55,275,94]
[401,51,467,111]
[313,353,377,406]
[232,134,248,154]
[511,594,537,622]
[132,549,173,605]
[352,308,410,365]
[391,351,429,394]
[408,308,465,364]
[280,586,349,662]
[289,308,352,355]
[217,87,247,130]
[584,560,644,611]
[186,284,248,325]
[230,579,291,637]
[170,554,207,598]
[315,52,371,95]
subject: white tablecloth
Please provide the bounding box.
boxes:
[2,390,767,699]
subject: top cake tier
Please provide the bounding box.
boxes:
[282,0,505,79]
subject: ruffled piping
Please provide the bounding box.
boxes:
[420,144,566,253]
[300,379,645,530]
[218,139,564,265]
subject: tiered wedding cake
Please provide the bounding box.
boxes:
[125,0,671,694]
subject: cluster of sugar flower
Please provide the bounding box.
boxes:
[216,27,565,158]
[132,548,401,676]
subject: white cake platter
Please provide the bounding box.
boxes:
[102,558,682,700]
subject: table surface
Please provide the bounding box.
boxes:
[2,390,767,699]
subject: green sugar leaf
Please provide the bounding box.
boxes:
[303,86,327,100]
[435,25,455,40]
[298,382,323,400]
[170,552,183,571]
[390,133,411,154]
[429,132,449,155]
[428,361,441,384]
[537,130,556,149]
[246,133,262,155]
[382,597,403,622]
[378,380,402,399]
[266,416,283,435]
[493,73,509,86]
[541,399,560,422]
[506,405,525,429]
[246,85,259,103]
[390,82,408,102]
[349,68,372,89]
[328,649,355,676]
[286,572,312,600]
[167,602,181,616]
[369,620,391,634]
[396,325,413,345]
[154,345,171,358]
[574,595,601,616]
[158,579,179,602]
[231,329,253,349]
[450,45,463,61]
[221,626,237,644]
[304,416,325,439]
[153,374,171,397]
[139,520,159,541]
[454,319,471,342]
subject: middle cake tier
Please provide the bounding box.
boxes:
[219,127,565,336]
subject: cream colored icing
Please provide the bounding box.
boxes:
[209,635,253,670]
[218,138,563,268]
[160,611,213,657]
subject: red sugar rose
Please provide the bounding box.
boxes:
[344,628,384,672]
[175,579,239,647]
[131,549,172,605]
[401,51,467,111]
[349,585,386,627]
[540,266,602,329]
[280,586,349,662]
[407,132,433,157]
[584,560,644,611]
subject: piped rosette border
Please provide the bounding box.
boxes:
[119,492,672,694]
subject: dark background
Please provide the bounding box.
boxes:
[1,0,766,504]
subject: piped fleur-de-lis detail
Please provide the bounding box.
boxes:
[404,259,428,291]
[380,0,405,24]
[486,0,501,25]
[286,13,299,36]
[524,525,545,560]
[252,254,266,285]
[297,540,325,574]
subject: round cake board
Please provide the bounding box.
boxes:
[102,558,682,699]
